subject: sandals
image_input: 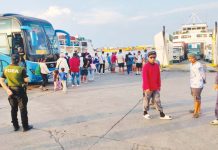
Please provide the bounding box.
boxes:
[143,114,152,120]
[160,115,172,120]
[210,119,218,125]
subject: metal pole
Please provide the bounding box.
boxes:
[214,22,218,65]
[162,26,166,67]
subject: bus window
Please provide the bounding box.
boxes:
[0,19,12,35]
[43,25,59,54]
[28,24,50,55]
[0,33,10,55]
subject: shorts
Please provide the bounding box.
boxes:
[136,63,142,68]
[118,63,124,68]
[191,88,203,101]
[81,68,88,76]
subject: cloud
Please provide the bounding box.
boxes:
[154,2,218,17]
[37,6,71,19]
[76,9,124,25]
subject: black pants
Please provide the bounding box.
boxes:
[8,88,29,128]
[99,63,105,73]
[41,73,48,87]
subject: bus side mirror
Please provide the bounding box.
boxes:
[21,26,38,47]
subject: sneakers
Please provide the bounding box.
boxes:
[72,85,75,87]
[143,114,152,119]
[160,115,172,120]
[77,85,80,87]
[210,119,218,125]
[23,125,33,132]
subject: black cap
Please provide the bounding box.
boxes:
[11,54,20,64]
[148,51,157,57]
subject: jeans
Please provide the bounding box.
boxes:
[41,73,48,87]
[88,68,94,80]
[99,63,105,73]
[71,72,80,85]
[127,65,132,74]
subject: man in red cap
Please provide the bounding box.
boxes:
[142,51,172,120]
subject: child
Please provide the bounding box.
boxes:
[59,68,68,93]
[53,70,61,91]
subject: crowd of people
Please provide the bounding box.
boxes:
[36,49,150,92]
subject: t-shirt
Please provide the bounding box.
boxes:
[117,53,124,63]
[99,54,106,64]
[59,72,67,81]
[111,55,117,63]
[190,62,206,88]
[1,65,28,87]
[136,54,143,63]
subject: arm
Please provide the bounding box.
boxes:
[0,78,13,96]
[157,65,161,90]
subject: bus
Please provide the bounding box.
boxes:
[0,13,67,82]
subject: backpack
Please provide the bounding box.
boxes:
[35,64,41,75]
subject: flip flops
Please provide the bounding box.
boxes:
[210,119,218,125]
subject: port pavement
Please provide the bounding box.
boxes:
[0,71,218,150]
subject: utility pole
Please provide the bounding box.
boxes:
[213,22,218,65]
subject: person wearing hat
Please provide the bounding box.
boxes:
[0,54,33,132]
[142,51,172,120]
[188,53,206,118]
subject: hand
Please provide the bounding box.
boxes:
[214,84,218,91]
[6,89,13,96]
[145,89,151,94]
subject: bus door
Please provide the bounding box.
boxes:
[0,33,10,76]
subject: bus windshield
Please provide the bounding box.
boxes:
[28,24,50,55]
[43,25,59,54]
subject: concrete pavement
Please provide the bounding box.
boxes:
[0,71,218,150]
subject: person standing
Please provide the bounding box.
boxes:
[56,53,70,74]
[99,51,106,74]
[39,58,51,91]
[111,52,117,73]
[210,72,218,125]
[136,51,143,75]
[0,54,33,132]
[188,53,206,118]
[69,53,80,87]
[125,53,133,75]
[142,51,172,120]
[106,53,112,71]
[59,68,68,93]
[117,49,125,74]
[81,53,89,83]
[93,53,100,73]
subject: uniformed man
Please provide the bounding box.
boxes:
[0,54,33,132]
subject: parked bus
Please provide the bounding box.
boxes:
[0,14,68,82]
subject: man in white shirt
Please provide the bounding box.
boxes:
[188,53,206,118]
[135,51,143,75]
[117,49,125,74]
[99,51,106,74]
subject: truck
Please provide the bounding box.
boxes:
[187,43,203,60]
[172,42,185,63]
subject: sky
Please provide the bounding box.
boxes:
[0,0,218,48]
